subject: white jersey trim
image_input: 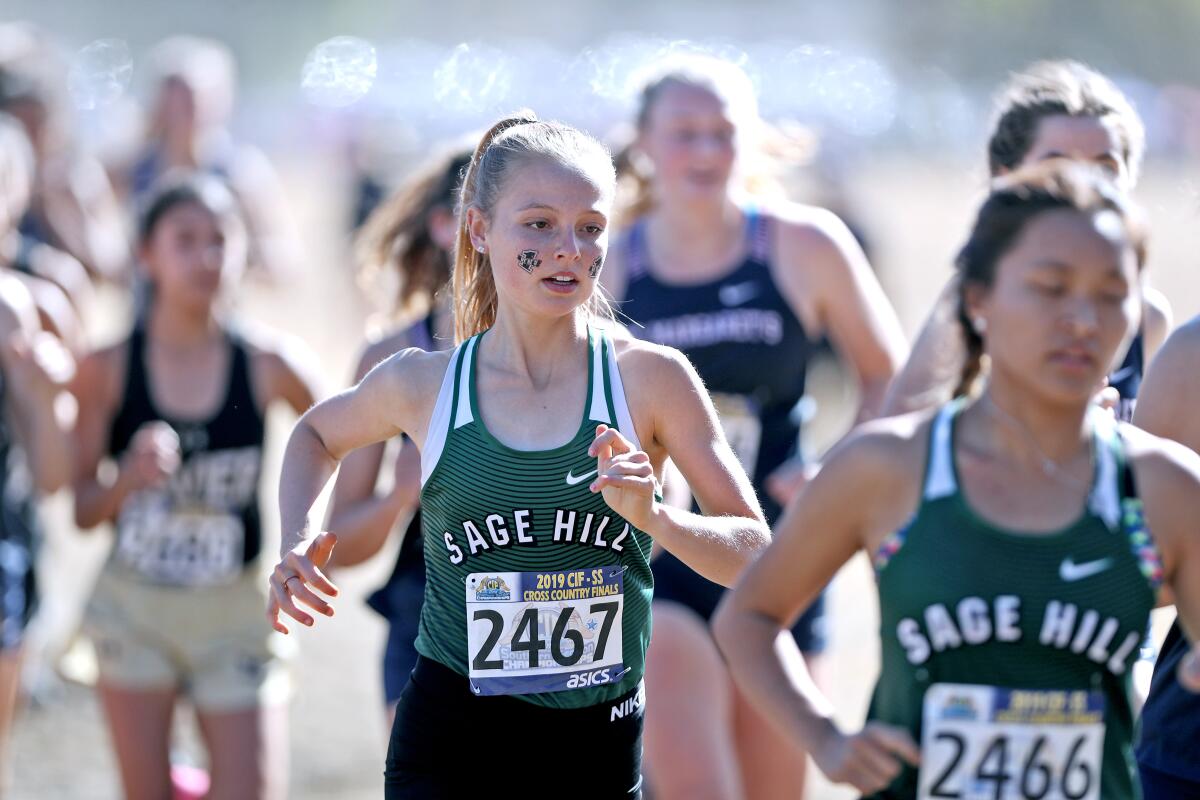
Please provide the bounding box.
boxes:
[1088,410,1121,531]
[603,334,642,452]
[421,344,465,486]
[453,336,479,430]
[924,403,957,500]
[588,329,612,425]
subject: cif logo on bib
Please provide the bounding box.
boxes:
[472,576,511,601]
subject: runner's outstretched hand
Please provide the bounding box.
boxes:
[268,531,340,634]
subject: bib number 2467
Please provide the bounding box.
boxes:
[465,567,626,696]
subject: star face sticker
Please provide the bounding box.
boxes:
[589,255,603,278]
[587,619,599,631]
[518,250,541,273]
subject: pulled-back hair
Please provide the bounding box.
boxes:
[453,112,616,342]
[138,171,245,247]
[988,60,1145,183]
[356,148,471,320]
[617,54,810,225]
[954,161,1146,397]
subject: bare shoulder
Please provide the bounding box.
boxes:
[825,409,935,483]
[1150,312,1200,364]
[373,345,457,399]
[766,201,858,260]
[74,337,128,409]
[609,337,697,392]
[812,409,937,536]
[355,327,416,382]
[1136,314,1200,414]
[1121,423,1200,493]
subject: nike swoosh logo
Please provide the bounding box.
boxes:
[565,468,598,486]
[1059,557,1114,582]
[718,281,759,307]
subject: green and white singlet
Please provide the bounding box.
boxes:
[413,327,654,709]
[868,402,1162,800]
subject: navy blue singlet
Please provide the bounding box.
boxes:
[1109,329,1143,423]
[619,207,826,652]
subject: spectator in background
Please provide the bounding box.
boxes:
[0,96,75,797]
[0,112,81,348]
[0,22,130,287]
[116,36,299,281]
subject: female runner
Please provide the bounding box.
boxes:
[606,56,906,799]
[73,174,320,800]
[715,162,1200,799]
[884,60,1171,421]
[268,113,771,798]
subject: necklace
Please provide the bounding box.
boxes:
[980,395,1094,495]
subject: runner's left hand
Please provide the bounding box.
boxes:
[589,424,656,531]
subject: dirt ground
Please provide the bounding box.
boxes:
[8,157,1195,799]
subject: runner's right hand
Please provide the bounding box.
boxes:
[812,721,920,794]
[118,421,181,491]
[268,531,339,634]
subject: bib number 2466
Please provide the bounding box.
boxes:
[918,683,1104,800]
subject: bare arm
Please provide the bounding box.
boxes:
[616,345,770,587]
[713,425,922,793]
[1126,424,1200,692]
[0,276,74,493]
[269,348,445,633]
[880,276,965,417]
[774,208,907,421]
[325,337,421,568]
[1134,316,1200,450]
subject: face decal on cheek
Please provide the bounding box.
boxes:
[517,250,541,273]
[589,255,603,278]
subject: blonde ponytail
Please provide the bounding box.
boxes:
[452,113,538,342]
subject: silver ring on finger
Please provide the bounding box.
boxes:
[283,574,303,594]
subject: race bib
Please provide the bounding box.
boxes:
[919,684,1105,800]
[466,566,626,696]
[117,505,244,587]
[712,393,762,475]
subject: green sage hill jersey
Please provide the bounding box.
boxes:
[414,327,655,710]
[867,402,1161,800]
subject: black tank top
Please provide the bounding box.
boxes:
[619,207,814,523]
[107,326,265,586]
